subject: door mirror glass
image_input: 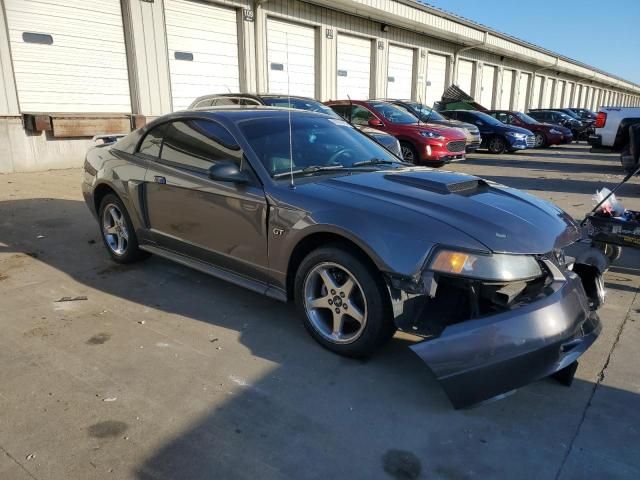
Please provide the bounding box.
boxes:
[208,162,250,184]
[368,118,384,127]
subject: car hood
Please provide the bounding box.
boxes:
[502,124,534,135]
[429,119,479,133]
[319,168,580,254]
[404,123,467,139]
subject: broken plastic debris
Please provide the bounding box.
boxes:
[103,397,117,402]
[26,453,36,460]
[55,296,88,302]
[36,235,45,239]
[137,320,145,325]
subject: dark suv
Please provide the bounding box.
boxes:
[568,108,597,121]
[189,93,402,157]
[486,110,573,148]
[441,110,535,154]
[326,100,467,165]
[381,99,482,152]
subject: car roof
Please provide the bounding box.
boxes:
[150,106,331,126]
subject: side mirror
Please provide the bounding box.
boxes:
[368,118,384,127]
[208,162,250,184]
[475,121,483,126]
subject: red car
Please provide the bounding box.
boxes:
[486,110,574,148]
[326,100,466,165]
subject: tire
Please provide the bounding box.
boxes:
[294,246,396,358]
[400,141,418,164]
[487,136,506,154]
[98,193,147,264]
[534,132,546,148]
[594,242,622,263]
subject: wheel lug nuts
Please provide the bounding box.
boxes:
[328,299,333,305]
[343,304,348,309]
[340,292,345,298]
[335,308,340,314]
[331,289,336,295]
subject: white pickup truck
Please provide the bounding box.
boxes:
[589,107,640,152]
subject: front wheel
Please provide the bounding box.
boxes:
[487,136,506,154]
[400,142,418,164]
[534,132,546,148]
[294,246,396,358]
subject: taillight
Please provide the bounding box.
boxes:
[594,112,607,128]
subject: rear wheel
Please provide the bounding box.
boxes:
[534,132,546,148]
[294,246,396,358]
[400,142,418,164]
[99,194,147,264]
[594,241,622,262]
[488,136,506,154]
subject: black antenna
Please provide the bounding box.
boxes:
[285,33,295,189]
[347,94,354,124]
[416,93,424,127]
[424,98,435,125]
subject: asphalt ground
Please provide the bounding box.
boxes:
[1,143,639,479]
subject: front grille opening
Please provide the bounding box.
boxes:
[447,140,466,153]
[415,273,553,336]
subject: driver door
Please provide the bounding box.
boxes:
[143,119,270,282]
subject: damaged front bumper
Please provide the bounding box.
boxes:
[388,269,601,408]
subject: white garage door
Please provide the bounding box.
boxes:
[267,19,316,98]
[499,69,514,109]
[387,45,414,99]
[165,0,240,111]
[4,0,130,112]
[480,65,496,108]
[555,80,565,108]
[336,34,371,100]
[425,53,447,107]
[564,83,574,107]
[516,72,530,111]
[456,59,474,97]
[541,78,554,108]
[531,76,543,108]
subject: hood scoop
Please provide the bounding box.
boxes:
[384,172,486,195]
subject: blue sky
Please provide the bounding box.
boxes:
[423,0,640,84]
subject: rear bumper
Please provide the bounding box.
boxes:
[588,134,602,147]
[409,272,601,408]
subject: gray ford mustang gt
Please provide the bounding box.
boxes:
[82,106,603,408]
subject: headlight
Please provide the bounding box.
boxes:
[506,132,526,139]
[429,249,543,281]
[549,129,562,135]
[420,131,445,140]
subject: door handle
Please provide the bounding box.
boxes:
[154,176,166,184]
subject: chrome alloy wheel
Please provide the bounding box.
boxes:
[303,262,368,344]
[102,203,129,256]
[534,132,545,148]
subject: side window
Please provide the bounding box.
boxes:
[351,105,374,126]
[507,114,518,124]
[194,99,213,108]
[495,112,508,123]
[138,124,166,158]
[329,105,350,121]
[160,120,242,172]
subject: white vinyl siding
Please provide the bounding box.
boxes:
[267,19,316,98]
[516,72,530,111]
[425,53,447,107]
[456,59,474,96]
[499,69,514,109]
[336,34,371,100]
[555,80,565,108]
[165,0,240,111]
[386,44,414,99]
[480,64,496,108]
[4,0,130,113]
[564,83,574,107]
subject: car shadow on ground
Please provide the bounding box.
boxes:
[1,197,639,479]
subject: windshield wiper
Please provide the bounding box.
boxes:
[273,164,345,178]
[352,158,402,167]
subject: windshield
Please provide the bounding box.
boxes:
[238,115,402,178]
[405,102,446,121]
[557,112,573,121]
[470,111,504,126]
[261,97,341,118]
[370,102,418,124]
[514,112,540,124]
[560,109,580,120]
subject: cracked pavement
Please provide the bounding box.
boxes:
[1,144,639,479]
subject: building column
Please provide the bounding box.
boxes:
[318,24,337,101]
[238,8,257,93]
[372,39,388,98]
[121,0,172,116]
